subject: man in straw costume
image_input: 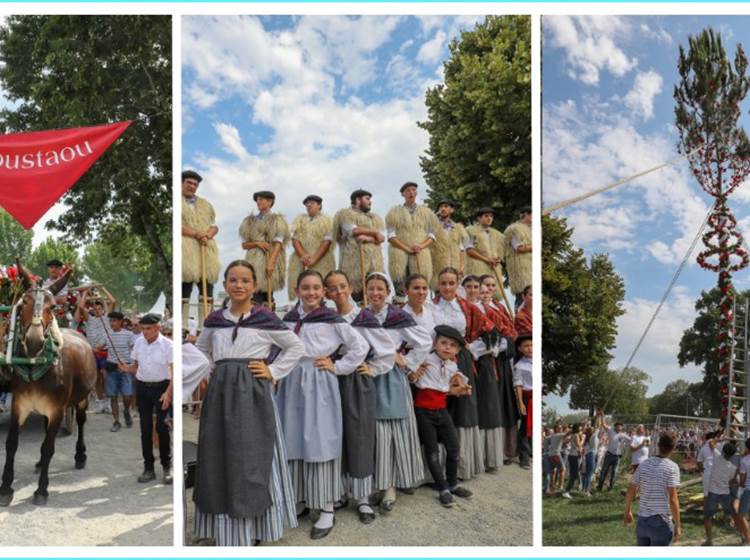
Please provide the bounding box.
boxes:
[239,190,290,307]
[181,170,220,327]
[332,189,385,302]
[503,206,532,307]
[430,198,469,291]
[385,181,441,297]
[466,207,505,300]
[287,194,335,300]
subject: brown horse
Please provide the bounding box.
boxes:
[0,261,97,506]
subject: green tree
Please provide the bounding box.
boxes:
[568,366,651,419]
[0,15,172,291]
[26,238,81,281]
[648,379,709,418]
[0,209,33,264]
[542,215,626,395]
[419,15,530,226]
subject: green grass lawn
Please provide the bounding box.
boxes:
[543,480,746,546]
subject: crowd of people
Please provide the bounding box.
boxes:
[181,170,533,546]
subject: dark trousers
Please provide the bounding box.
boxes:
[518,392,531,466]
[597,451,620,491]
[182,281,213,299]
[566,455,580,492]
[416,407,459,491]
[136,380,171,470]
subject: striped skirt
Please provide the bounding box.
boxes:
[374,389,425,490]
[289,457,343,510]
[482,428,503,469]
[342,474,373,500]
[457,426,484,480]
[194,404,297,545]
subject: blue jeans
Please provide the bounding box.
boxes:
[597,451,620,491]
[739,489,750,514]
[582,451,596,492]
[636,515,673,546]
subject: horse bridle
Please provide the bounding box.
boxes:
[19,288,54,357]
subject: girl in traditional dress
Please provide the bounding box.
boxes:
[366,272,430,513]
[193,260,304,546]
[276,270,369,539]
[434,267,495,480]
[402,273,436,334]
[323,270,396,524]
[462,275,505,473]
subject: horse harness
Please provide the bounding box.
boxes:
[9,288,59,383]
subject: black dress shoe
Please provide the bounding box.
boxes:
[357,503,376,524]
[333,498,349,510]
[138,469,156,483]
[296,506,310,519]
[310,512,335,540]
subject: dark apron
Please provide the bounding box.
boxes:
[448,347,479,428]
[497,347,521,428]
[475,353,502,429]
[193,358,276,519]
[338,373,376,479]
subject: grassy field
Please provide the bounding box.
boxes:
[543,479,747,547]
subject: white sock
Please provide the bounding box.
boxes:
[357,497,374,514]
[314,502,335,529]
[384,487,396,503]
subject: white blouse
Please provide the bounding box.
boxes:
[403,301,437,340]
[196,308,304,381]
[433,297,468,336]
[341,307,396,377]
[474,301,507,356]
[284,308,369,376]
[370,305,432,373]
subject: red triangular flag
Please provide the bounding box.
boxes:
[0,121,132,229]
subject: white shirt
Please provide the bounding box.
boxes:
[341,306,396,377]
[606,428,630,455]
[513,356,532,390]
[371,305,432,373]
[132,333,173,382]
[413,352,468,392]
[698,442,714,470]
[630,434,650,466]
[740,455,750,489]
[433,298,467,336]
[708,449,738,495]
[182,342,210,400]
[403,301,437,339]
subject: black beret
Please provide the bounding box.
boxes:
[350,189,372,204]
[108,311,125,320]
[437,199,458,208]
[46,259,63,267]
[519,205,532,216]
[515,334,532,350]
[139,313,162,325]
[400,181,418,193]
[303,195,323,205]
[475,207,496,218]
[253,190,276,201]
[434,324,466,347]
[182,170,203,183]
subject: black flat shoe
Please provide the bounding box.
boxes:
[333,498,349,510]
[310,511,335,540]
[296,506,310,519]
[357,503,376,524]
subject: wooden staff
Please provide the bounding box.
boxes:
[414,252,422,275]
[266,255,273,309]
[492,266,515,321]
[359,241,368,307]
[200,244,209,319]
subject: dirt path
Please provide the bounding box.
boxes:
[0,407,173,546]
[183,413,532,546]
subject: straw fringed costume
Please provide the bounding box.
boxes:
[338,307,396,500]
[239,212,290,295]
[466,225,505,297]
[333,208,385,294]
[192,306,305,546]
[182,196,220,285]
[276,305,369,510]
[385,205,440,288]
[503,221,532,296]
[433,294,495,479]
[430,220,468,290]
[287,213,335,300]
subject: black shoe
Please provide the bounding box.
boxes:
[138,469,156,483]
[439,491,454,508]
[357,503,376,524]
[503,459,513,465]
[450,486,473,499]
[163,467,173,485]
[310,511,335,540]
[333,498,348,510]
[110,421,121,432]
[124,410,132,428]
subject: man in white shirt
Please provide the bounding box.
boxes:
[697,431,717,497]
[739,438,750,519]
[597,420,631,491]
[703,440,749,545]
[630,424,650,472]
[122,313,173,484]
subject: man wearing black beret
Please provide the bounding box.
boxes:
[287,195,335,300]
[431,199,469,291]
[504,205,532,307]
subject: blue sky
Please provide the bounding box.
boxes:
[543,16,750,414]
[182,15,484,306]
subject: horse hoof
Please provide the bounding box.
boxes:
[32,492,48,506]
[75,460,86,470]
[0,491,13,507]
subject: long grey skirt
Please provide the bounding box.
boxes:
[481,427,503,469]
[457,425,484,480]
[289,457,343,510]
[194,400,297,545]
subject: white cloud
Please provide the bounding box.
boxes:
[624,70,663,120]
[639,23,672,45]
[417,30,447,64]
[545,15,637,85]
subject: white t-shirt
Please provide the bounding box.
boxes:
[740,455,750,489]
[708,450,738,495]
[132,334,173,383]
[630,434,650,466]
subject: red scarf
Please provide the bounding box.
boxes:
[515,305,532,337]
